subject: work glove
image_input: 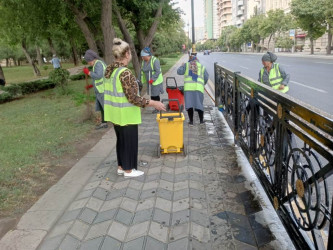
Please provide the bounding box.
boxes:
[149,79,153,84]
[85,84,93,90]
[83,67,90,75]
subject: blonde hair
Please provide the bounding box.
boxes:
[112,38,130,60]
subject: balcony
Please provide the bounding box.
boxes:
[236,19,243,25]
[237,10,243,16]
[238,0,244,6]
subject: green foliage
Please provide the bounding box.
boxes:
[275,36,293,49]
[43,65,49,71]
[69,72,86,81]
[0,91,13,104]
[48,68,70,94]
[2,84,22,96]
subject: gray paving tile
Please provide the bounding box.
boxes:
[161,172,174,182]
[171,209,190,225]
[107,221,128,241]
[115,208,133,225]
[69,220,90,240]
[126,221,150,241]
[189,173,202,182]
[173,189,189,201]
[189,188,206,200]
[100,236,121,250]
[155,197,172,212]
[123,236,145,250]
[79,208,98,224]
[47,221,73,238]
[149,221,169,243]
[190,238,212,250]
[106,188,126,200]
[169,223,189,242]
[92,187,109,201]
[79,236,104,250]
[58,234,80,250]
[231,225,257,247]
[125,188,141,200]
[132,208,154,224]
[172,198,190,212]
[174,173,189,182]
[191,222,211,243]
[145,173,160,182]
[226,211,252,230]
[136,198,155,211]
[58,208,82,224]
[86,197,104,211]
[85,220,111,240]
[146,236,166,250]
[191,209,210,227]
[39,234,65,250]
[156,188,173,200]
[94,209,117,224]
[153,208,171,226]
[140,188,157,199]
[167,237,189,250]
[253,227,275,247]
[120,197,138,212]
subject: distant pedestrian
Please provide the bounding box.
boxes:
[104,38,165,178]
[177,55,209,125]
[50,54,61,69]
[138,47,164,113]
[259,52,290,93]
[83,49,108,129]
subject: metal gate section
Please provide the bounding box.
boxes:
[214,63,333,250]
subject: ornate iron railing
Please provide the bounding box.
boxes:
[214,63,333,250]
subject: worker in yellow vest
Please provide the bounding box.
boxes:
[83,49,107,129]
[259,52,290,93]
[139,47,164,113]
[104,38,165,178]
[177,55,209,126]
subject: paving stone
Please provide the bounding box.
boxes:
[84,180,101,190]
[59,234,80,250]
[147,166,162,175]
[153,208,171,226]
[156,188,173,200]
[161,166,174,174]
[159,180,174,191]
[155,197,172,212]
[79,236,104,250]
[93,187,109,201]
[191,209,210,227]
[100,197,122,212]
[113,180,130,190]
[69,220,90,240]
[68,198,89,211]
[123,236,145,250]
[94,209,117,224]
[132,208,154,224]
[167,237,189,250]
[107,221,128,242]
[98,179,113,191]
[253,227,275,247]
[86,197,104,212]
[125,188,141,200]
[149,221,169,243]
[188,166,203,175]
[39,234,65,250]
[173,180,189,191]
[85,220,111,240]
[172,198,190,212]
[189,172,203,182]
[169,223,189,242]
[58,208,82,224]
[174,166,188,175]
[161,172,174,182]
[189,180,205,191]
[140,188,157,199]
[226,212,252,230]
[128,180,144,190]
[231,225,257,247]
[115,208,133,225]
[191,198,208,211]
[146,236,166,250]
[171,210,190,225]
[190,238,212,250]
[47,221,73,238]
[142,180,159,191]
[136,198,155,211]
[120,197,138,212]
[173,189,189,201]
[106,188,126,200]
[145,174,160,182]
[174,173,189,182]
[79,208,98,224]
[191,222,211,243]
[76,188,96,201]
[100,236,121,250]
[126,221,150,241]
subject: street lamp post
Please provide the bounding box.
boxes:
[191,0,196,55]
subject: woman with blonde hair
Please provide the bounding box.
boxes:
[104,38,165,178]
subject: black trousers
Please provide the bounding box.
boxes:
[151,96,160,101]
[187,108,204,123]
[114,124,138,171]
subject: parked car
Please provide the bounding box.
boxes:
[203,50,210,55]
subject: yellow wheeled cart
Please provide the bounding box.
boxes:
[156,99,186,157]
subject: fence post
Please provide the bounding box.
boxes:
[214,62,218,107]
[328,196,333,250]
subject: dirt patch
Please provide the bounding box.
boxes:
[0,126,111,239]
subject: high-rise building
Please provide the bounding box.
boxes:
[218,0,232,30]
[232,0,246,27]
[204,0,220,39]
[247,0,263,18]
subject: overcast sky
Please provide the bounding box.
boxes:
[173,0,205,29]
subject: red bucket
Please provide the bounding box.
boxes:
[166,77,184,111]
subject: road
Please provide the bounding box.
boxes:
[197,52,333,115]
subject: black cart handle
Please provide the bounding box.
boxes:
[160,99,182,120]
[166,77,178,89]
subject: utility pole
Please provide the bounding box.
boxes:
[191,0,196,55]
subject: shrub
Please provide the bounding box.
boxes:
[2,84,22,96]
[0,92,13,103]
[43,65,48,71]
[49,68,70,94]
[69,72,85,81]
[159,59,167,65]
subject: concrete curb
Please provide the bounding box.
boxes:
[0,128,117,250]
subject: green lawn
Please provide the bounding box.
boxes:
[0,53,182,217]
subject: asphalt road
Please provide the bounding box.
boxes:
[197,52,333,115]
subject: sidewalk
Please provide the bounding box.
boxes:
[0,56,295,250]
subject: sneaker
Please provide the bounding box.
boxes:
[117,168,124,175]
[124,169,144,178]
[95,123,108,130]
[188,121,194,127]
[200,121,205,125]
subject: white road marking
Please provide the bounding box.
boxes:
[240,66,249,69]
[314,62,333,65]
[290,80,328,93]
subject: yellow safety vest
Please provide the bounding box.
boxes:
[141,56,163,86]
[184,62,205,93]
[93,60,106,93]
[104,67,141,126]
[260,63,289,93]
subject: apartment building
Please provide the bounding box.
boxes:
[204,0,221,39]
[232,0,246,27]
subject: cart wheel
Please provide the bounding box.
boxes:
[157,145,161,158]
[182,144,187,156]
[180,104,184,112]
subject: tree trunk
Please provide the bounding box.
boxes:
[22,40,41,76]
[70,38,79,66]
[101,0,114,64]
[310,38,314,54]
[36,45,43,66]
[6,58,9,67]
[113,0,141,76]
[13,59,17,66]
[0,65,5,83]
[326,25,332,55]
[47,37,57,56]
[267,34,273,51]
[64,0,99,53]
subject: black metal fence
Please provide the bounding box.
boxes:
[214,63,333,250]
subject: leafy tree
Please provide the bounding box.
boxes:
[217,26,238,52]
[274,36,293,50]
[291,0,326,54]
[242,14,265,52]
[324,0,333,54]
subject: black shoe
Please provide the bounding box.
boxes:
[188,121,194,126]
[200,121,205,125]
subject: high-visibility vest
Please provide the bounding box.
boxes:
[93,60,106,93]
[104,67,141,126]
[184,62,205,93]
[141,56,163,86]
[260,63,289,93]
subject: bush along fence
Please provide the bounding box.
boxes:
[214,62,333,250]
